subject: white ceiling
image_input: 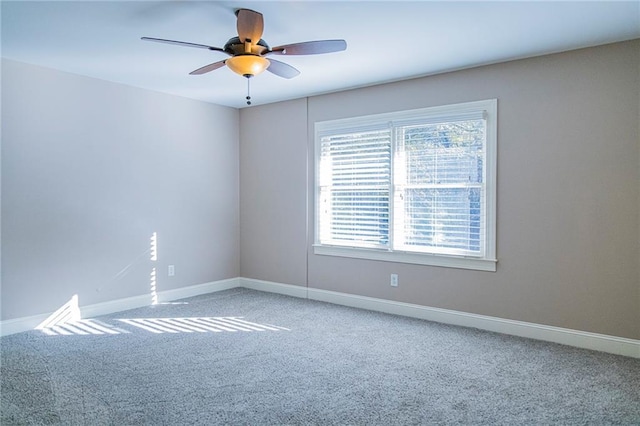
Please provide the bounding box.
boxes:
[2,1,639,109]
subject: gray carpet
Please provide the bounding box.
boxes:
[1,288,639,425]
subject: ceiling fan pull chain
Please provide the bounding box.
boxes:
[246,77,252,105]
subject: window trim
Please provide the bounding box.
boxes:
[314,99,497,272]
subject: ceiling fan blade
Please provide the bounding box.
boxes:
[236,9,264,44]
[270,40,347,55]
[266,59,300,79]
[141,37,227,54]
[189,60,227,75]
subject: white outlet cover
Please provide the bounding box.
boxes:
[390,274,398,287]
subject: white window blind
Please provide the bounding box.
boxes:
[315,100,497,271]
[393,118,485,257]
[318,128,391,248]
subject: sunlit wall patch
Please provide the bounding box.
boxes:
[150,232,158,261]
[150,232,158,305]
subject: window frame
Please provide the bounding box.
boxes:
[313,99,497,272]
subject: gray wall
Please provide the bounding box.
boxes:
[2,59,240,321]
[240,98,308,286]
[240,40,640,340]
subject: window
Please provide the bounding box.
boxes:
[314,99,497,271]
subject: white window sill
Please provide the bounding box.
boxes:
[313,245,497,272]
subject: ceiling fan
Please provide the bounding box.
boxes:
[142,8,347,105]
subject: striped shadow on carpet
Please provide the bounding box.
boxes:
[38,316,289,336]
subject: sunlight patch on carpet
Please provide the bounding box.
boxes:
[34,295,289,335]
[117,317,290,334]
[40,319,130,336]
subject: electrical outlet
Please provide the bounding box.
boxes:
[390,273,399,287]
[168,265,175,276]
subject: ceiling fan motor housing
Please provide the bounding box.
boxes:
[224,37,270,56]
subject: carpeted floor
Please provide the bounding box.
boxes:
[1,288,639,425]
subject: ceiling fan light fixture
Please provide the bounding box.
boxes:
[226,55,270,78]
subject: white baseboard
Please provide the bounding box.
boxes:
[3,276,638,359]
[1,312,52,337]
[155,277,240,305]
[238,277,308,298]
[307,287,640,358]
[82,277,240,318]
[239,278,640,359]
[79,293,156,320]
[0,278,240,337]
